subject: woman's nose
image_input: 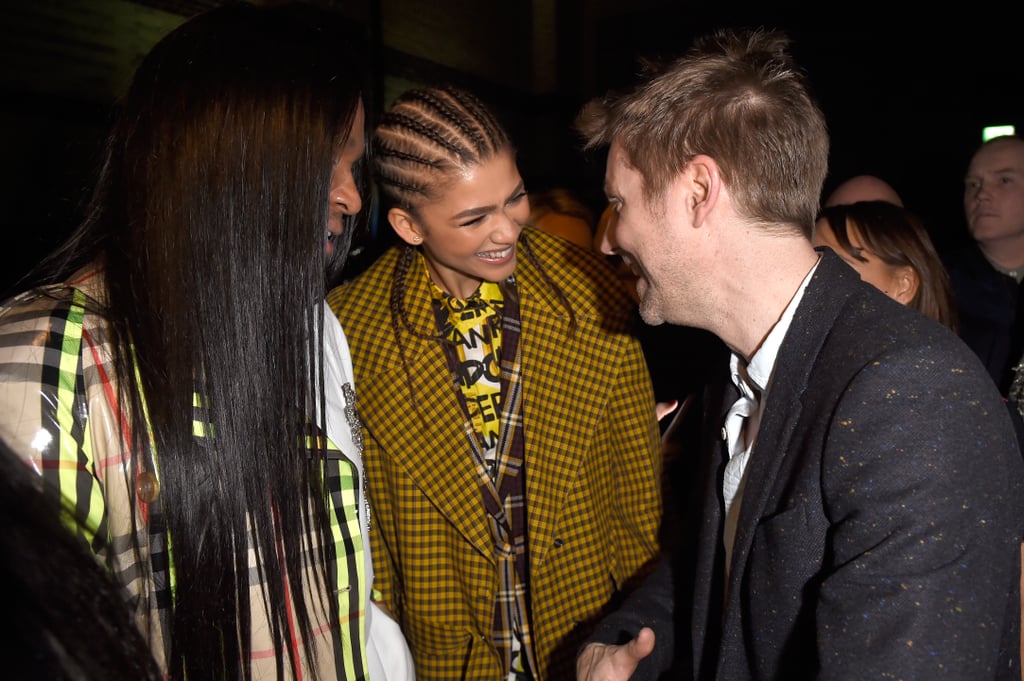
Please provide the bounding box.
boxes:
[503,209,526,235]
[336,177,362,216]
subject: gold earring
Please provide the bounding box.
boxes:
[413,236,422,243]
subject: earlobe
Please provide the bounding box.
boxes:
[388,208,423,246]
[893,266,919,304]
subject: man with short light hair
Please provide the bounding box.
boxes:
[574,27,1023,681]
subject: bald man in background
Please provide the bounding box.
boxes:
[824,174,904,208]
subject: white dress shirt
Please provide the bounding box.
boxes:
[722,259,820,579]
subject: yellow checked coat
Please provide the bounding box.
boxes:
[327,226,662,681]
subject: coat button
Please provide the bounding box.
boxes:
[136,471,159,503]
[553,538,564,548]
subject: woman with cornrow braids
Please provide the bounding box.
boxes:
[327,84,663,681]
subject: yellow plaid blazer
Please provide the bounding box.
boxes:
[327,226,662,680]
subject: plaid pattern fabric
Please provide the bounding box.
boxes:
[327,226,663,681]
[0,264,369,680]
[432,275,535,678]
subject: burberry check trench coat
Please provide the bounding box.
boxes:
[328,226,663,680]
[0,264,370,679]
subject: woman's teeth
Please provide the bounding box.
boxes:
[477,246,512,259]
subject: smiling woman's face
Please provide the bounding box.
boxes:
[390,150,529,299]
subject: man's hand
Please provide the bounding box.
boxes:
[576,627,656,681]
[656,400,679,422]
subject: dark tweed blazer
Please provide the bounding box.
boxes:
[327,226,663,681]
[589,248,1024,681]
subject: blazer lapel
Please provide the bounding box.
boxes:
[724,251,855,600]
[360,256,496,560]
[511,248,612,568]
[690,377,733,679]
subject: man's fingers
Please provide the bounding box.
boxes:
[576,629,656,681]
[629,627,656,659]
[656,400,679,421]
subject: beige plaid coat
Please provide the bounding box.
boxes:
[0,265,369,680]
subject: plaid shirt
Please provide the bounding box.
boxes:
[328,226,663,680]
[0,264,369,679]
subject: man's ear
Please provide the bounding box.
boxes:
[687,154,721,226]
[892,265,920,305]
[388,208,423,246]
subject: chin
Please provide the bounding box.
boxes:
[638,300,665,326]
[484,260,517,283]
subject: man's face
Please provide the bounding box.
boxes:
[963,137,1024,251]
[602,141,697,326]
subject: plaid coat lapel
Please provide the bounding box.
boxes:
[356,253,497,559]
[513,233,620,570]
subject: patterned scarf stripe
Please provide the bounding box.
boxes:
[430,272,535,678]
[50,292,107,548]
[492,281,534,679]
[324,446,369,680]
[435,280,505,451]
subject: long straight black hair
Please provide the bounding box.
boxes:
[28,3,370,679]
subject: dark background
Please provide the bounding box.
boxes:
[0,1,1020,294]
[579,9,1022,256]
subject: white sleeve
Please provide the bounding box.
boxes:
[321,303,415,680]
[367,601,416,681]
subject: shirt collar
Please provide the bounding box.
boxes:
[730,255,821,400]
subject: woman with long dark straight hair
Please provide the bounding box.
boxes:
[0,3,413,679]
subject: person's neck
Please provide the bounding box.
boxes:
[423,258,484,300]
[978,236,1024,278]
[717,238,819,362]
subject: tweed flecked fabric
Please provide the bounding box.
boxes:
[328,226,663,680]
[586,249,1024,681]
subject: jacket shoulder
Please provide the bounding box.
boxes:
[327,248,398,321]
[520,226,637,329]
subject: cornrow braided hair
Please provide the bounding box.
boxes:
[388,243,440,342]
[386,242,453,417]
[373,84,510,208]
